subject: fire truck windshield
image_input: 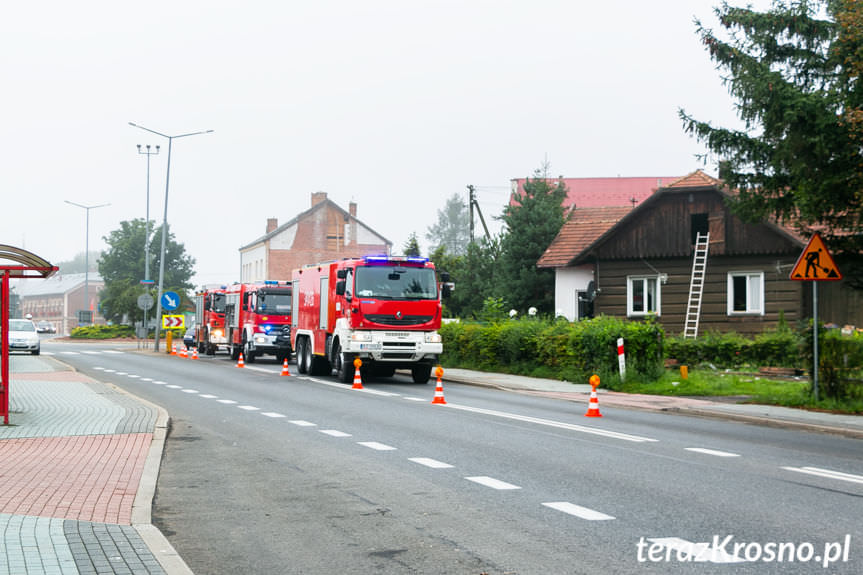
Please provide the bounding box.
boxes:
[211,293,226,314]
[355,266,437,300]
[257,290,291,314]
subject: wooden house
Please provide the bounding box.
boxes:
[538,170,863,336]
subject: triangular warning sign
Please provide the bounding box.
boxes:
[790,233,842,281]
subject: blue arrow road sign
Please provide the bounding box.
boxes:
[161,291,180,310]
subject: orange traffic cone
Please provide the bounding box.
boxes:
[236,353,245,368]
[431,366,446,404]
[351,357,363,389]
[191,348,198,360]
[585,374,602,417]
[179,347,187,358]
[171,344,177,356]
[280,358,291,376]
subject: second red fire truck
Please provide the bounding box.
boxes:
[292,256,448,383]
[224,281,293,364]
[193,287,227,355]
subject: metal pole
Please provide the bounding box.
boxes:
[813,282,819,402]
[129,123,213,352]
[65,201,110,325]
[137,144,160,342]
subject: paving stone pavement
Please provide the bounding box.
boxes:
[0,355,185,575]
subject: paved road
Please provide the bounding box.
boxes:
[51,342,863,574]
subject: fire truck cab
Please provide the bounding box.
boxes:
[224,281,292,364]
[292,256,446,383]
[193,287,227,355]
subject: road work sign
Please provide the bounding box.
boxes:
[162,315,185,329]
[789,233,842,281]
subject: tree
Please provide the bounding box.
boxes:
[431,239,500,318]
[494,168,567,314]
[680,1,863,277]
[98,219,195,324]
[426,192,470,256]
[402,232,421,257]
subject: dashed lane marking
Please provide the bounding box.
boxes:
[181,389,199,394]
[289,420,317,427]
[166,385,182,389]
[238,405,260,411]
[782,466,863,485]
[320,430,352,437]
[262,412,286,418]
[466,476,521,490]
[217,399,238,404]
[409,457,454,469]
[542,501,615,520]
[685,448,740,458]
[200,394,218,399]
[358,441,397,451]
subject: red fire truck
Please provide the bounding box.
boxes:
[291,256,448,383]
[224,281,293,363]
[193,287,227,355]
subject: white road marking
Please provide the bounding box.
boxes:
[217,399,238,404]
[402,397,425,402]
[646,537,746,563]
[127,375,140,379]
[199,394,218,399]
[238,405,260,411]
[542,501,614,520]
[358,441,397,451]
[181,389,198,394]
[262,412,286,418]
[409,457,454,469]
[93,367,104,370]
[60,351,80,355]
[289,420,317,427]
[465,476,520,490]
[102,369,116,373]
[244,366,275,374]
[782,466,863,485]
[444,403,657,443]
[152,381,167,385]
[141,378,153,382]
[103,350,124,354]
[116,372,128,376]
[319,430,352,437]
[685,447,740,458]
[166,385,182,389]
[82,351,101,355]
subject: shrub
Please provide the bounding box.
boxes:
[70,324,135,339]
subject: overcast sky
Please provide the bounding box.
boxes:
[2,0,771,287]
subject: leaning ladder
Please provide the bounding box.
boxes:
[683,232,710,339]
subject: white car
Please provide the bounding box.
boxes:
[8,319,40,355]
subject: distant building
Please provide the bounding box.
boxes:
[13,273,105,335]
[239,192,392,282]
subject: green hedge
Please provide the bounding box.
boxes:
[70,324,135,339]
[440,316,665,389]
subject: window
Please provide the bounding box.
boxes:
[727,272,764,315]
[627,276,660,316]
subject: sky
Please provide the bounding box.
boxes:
[2,0,772,288]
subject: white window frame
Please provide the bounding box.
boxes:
[627,275,661,317]
[727,271,765,316]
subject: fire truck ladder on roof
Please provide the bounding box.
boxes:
[683,232,710,339]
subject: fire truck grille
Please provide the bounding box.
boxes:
[366,315,433,326]
[385,341,416,348]
[382,352,415,360]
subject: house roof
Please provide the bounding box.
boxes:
[511,175,681,209]
[537,206,631,268]
[13,273,102,297]
[239,198,392,251]
[538,169,807,268]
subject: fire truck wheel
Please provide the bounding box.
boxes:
[230,344,240,361]
[297,338,310,374]
[411,364,432,384]
[334,343,353,383]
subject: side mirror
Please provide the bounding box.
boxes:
[336,269,347,280]
[335,280,346,296]
[440,272,451,282]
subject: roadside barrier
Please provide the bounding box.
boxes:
[280,358,291,376]
[585,374,602,417]
[352,358,364,389]
[431,366,446,404]
[236,353,245,368]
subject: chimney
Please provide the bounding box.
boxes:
[266,218,278,234]
[349,201,357,218]
[311,191,327,207]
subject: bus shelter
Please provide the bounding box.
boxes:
[0,245,57,424]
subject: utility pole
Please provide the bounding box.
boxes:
[467,184,491,242]
[468,185,475,242]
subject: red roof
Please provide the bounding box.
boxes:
[537,206,632,268]
[511,176,681,209]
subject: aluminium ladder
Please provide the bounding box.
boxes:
[683,232,710,339]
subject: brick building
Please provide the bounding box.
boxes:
[13,272,105,335]
[239,192,391,282]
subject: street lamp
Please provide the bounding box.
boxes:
[128,122,213,351]
[64,200,110,326]
[137,144,160,343]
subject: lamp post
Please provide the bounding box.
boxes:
[64,200,110,326]
[136,144,160,343]
[128,122,213,351]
